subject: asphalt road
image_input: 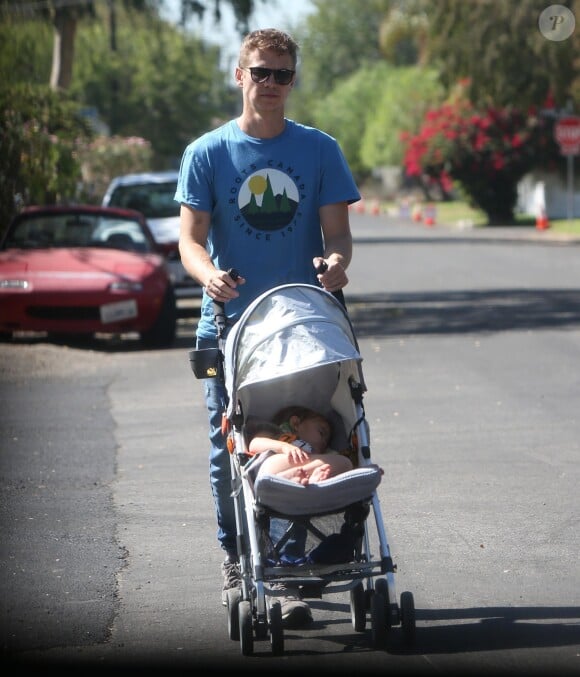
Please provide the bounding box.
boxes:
[1,213,579,675]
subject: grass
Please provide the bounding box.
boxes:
[394,200,580,236]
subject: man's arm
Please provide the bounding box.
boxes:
[316,201,353,292]
[178,204,244,301]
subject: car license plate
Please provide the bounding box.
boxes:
[100,299,138,324]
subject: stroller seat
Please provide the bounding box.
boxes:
[250,460,383,516]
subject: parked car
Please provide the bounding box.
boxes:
[0,204,177,348]
[102,170,201,298]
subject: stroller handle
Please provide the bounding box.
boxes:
[315,260,346,309]
[213,268,240,340]
[212,265,346,333]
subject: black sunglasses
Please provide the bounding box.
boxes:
[242,66,295,85]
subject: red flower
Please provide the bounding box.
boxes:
[401,96,559,221]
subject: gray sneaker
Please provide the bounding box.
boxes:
[270,584,312,629]
[221,557,241,606]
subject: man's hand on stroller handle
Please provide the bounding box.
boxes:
[206,259,347,307]
[206,267,245,302]
[314,257,348,293]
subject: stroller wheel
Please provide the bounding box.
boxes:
[225,587,241,641]
[239,600,254,656]
[269,600,284,656]
[376,577,396,629]
[350,582,366,632]
[370,578,390,649]
[400,591,416,648]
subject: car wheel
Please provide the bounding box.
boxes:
[140,286,177,349]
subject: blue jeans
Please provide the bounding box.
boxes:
[197,336,305,563]
[197,337,237,558]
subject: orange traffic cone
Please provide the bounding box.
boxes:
[411,204,422,222]
[371,200,380,216]
[536,207,550,231]
[423,203,436,226]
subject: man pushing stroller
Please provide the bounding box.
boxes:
[175,27,359,627]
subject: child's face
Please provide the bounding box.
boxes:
[295,416,331,453]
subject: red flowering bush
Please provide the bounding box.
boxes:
[402,100,559,224]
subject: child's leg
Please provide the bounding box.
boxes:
[257,453,297,478]
[277,466,310,485]
[308,453,353,478]
[308,462,333,482]
[297,453,354,484]
[276,459,331,484]
[257,452,354,485]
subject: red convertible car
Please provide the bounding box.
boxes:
[0,205,177,348]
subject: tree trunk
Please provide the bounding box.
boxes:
[50,11,77,90]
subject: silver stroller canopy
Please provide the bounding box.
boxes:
[224,284,365,420]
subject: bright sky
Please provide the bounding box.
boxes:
[163,0,315,71]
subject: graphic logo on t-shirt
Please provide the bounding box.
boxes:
[239,169,299,231]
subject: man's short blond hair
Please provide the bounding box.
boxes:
[239,28,299,68]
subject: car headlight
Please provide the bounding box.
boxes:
[109,280,143,292]
[0,279,29,289]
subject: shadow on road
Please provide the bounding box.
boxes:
[286,600,580,658]
[403,605,580,655]
[4,287,579,353]
[345,288,580,339]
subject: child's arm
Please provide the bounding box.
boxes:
[248,436,310,463]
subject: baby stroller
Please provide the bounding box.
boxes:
[190,282,416,656]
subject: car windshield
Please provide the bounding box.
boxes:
[106,182,179,219]
[4,213,153,253]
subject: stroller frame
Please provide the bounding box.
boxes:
[190,283,415,655]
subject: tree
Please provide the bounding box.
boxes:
[423,0,578,111]
[378,0,429,66]
[1,5,237,172]
[1,0,96,89]
[69,14,235,166]
[360,65,444,169]
[402,97,561,224]
[288,0,393,125]
[311,63,391,178]
[0,83,93,231]
[0,0,266,91]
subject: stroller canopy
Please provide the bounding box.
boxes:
[224,284,364,421]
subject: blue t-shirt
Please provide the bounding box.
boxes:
[175,118,360,339]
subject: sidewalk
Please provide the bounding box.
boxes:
[385,208,580,243]
[436,220,580,244]
[350,207,580,245]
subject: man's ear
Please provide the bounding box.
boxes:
[234,67,244,87]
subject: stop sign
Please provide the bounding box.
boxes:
[554,116,580,155]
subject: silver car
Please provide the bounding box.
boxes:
[102,170,201,298]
